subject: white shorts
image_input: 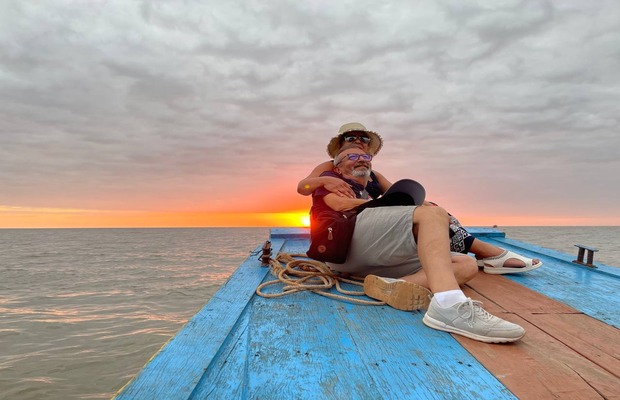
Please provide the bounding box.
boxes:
[327,206,422,278]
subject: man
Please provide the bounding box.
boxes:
[300,122,543,274]
[311,147,526,343]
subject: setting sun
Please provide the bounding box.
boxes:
[300,215,310,227]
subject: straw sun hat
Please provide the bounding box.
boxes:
[326,122,383,158]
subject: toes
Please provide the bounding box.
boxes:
[504,258,526,268]
[504,258,540,268]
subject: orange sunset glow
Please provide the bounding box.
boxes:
[0,206,313,229]
[0,204,616,229]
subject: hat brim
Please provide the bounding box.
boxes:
[326,130,383,158]
[382,179,426,205]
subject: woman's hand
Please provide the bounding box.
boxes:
[323,177,356,198]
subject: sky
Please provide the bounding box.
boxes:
[1,0,619,228]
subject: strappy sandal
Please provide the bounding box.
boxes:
[478,250,543,275]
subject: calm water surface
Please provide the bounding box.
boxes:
[500,226,619,266]
[0,226,617,399]
[0,228,268,399]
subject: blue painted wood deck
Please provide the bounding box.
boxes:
[115,228,620,399]
[471,231,620,328]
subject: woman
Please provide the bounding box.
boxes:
[298,122,542,274]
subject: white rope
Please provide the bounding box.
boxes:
[256,252,386,306]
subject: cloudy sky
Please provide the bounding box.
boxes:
[1,0,619,227]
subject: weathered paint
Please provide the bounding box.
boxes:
[479,235,620,328]
[115,228,619,399]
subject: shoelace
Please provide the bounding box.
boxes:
[457,298,494,326]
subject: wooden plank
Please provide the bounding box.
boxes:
[526,314,620,388]
[474,237,620,328]
[114,239,285,400]
[457,272,620,399]
[468,227,506,237]
[189,308,251,398]
[190,238,321,399]
[244,293,386,399]
[465,270,578,314]
[270,227,310,239]
[241,276,516,399]
[467,269,620,376]
[453,314,620,399]
[333,304,516,399]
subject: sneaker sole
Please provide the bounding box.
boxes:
[363,275,431,311]
[422,314,525,343]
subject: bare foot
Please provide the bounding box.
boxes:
[470,240,540,268]
[477,254,541,269]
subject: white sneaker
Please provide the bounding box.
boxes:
[363,275,431,311]
[423,297,525,343]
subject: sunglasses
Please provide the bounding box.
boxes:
[336,153,373,165]
[343,135,371,144]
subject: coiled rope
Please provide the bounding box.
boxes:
[256,252,385,306]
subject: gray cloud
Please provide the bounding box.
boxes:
[0,0,618,222]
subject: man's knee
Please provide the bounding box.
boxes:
[414,205,450,225]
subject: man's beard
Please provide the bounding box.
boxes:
[351,167,371,178]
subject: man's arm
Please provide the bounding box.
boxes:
[372,170,393,193]
[300,176,358,198]
[323,192,368,211]
[297,161,356,197]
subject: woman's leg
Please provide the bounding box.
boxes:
[469,239,541,268]
[438,206,541,268]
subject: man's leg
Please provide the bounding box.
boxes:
[412,206,526,343]
[401,255,477,288]
[411,206,462,293]
[364,254,477,311]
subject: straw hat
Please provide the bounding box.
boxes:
[326,122,383,158]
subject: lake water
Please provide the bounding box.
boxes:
[0,226,617,399]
